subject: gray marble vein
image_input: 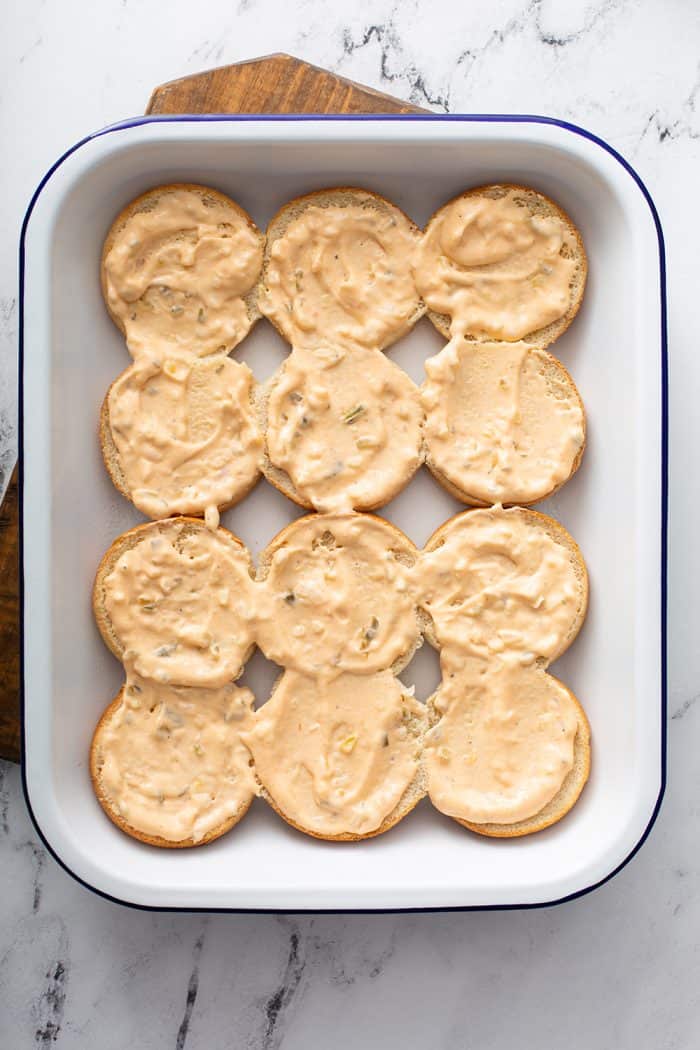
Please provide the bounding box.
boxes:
[2,0,700,1047]
[259,920,307,1050]
[671,692,700,721]
[175,929,206,1050]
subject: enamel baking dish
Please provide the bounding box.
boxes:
[20,116,667,911]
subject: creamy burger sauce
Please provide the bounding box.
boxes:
[420,506,583,661]
[424,658,578,824]
[241,670,424,836]
[259,198,421,349]
[103,187,262,358]
[108,355,262,520]
[254,513,420,675]
[95,674,256,843]
[413,189,578,340]
[94,508,587,839]
[265,344,423,511]
[102,525,256,688]
[420,506,585,824]
[421,339,584,504]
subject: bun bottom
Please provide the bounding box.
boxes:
[90,688,254,849]
[256,777,426,843]
[450,704,590,838]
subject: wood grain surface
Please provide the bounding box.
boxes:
[147,53,425,115]
[0,54,420,763]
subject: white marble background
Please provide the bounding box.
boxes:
[2,0,699,1046]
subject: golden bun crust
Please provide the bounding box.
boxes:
[89,687,254,848]
[99,381,130,504]
[423,183,587,350]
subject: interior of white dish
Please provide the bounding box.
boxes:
[21,119,663,909]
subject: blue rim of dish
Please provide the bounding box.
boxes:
[18,113,668,914]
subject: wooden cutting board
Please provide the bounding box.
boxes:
[0,53,423,763]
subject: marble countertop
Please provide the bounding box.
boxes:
[2,0,699,1046]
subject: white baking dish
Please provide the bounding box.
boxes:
[20,116,667,911]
